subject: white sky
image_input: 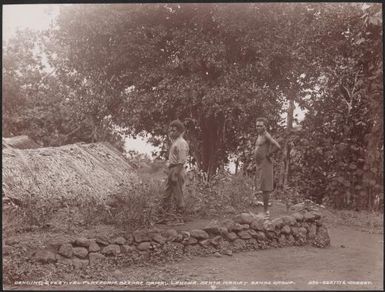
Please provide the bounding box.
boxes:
[3,5,60,41]
[124,136,159,157]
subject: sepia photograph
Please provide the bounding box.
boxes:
[2,2,383,291]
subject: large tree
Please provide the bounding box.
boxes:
[2,28,124,149]
[51,3,294,177]
[51,3,349,177]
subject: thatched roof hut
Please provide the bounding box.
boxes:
[2,142,138,201]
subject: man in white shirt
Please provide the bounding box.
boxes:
[162,120,189,223]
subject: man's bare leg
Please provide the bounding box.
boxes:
[263,191,270,217]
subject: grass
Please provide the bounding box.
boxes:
[3,171,383,236]
[323,208,383,233]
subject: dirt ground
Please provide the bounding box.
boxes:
[4,203,383,291]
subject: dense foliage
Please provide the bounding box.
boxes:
[292,4,383,210]
[2,3,382,210]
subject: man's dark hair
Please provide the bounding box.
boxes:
[169,119,185,133]
[256,117,268,125]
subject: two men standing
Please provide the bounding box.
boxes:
[161,117,280,223]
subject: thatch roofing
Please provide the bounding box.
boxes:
[2,135,40,149]
[2,142,138,201]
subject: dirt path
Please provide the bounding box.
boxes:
[7,223,383,291]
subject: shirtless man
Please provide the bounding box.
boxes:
[253,117,281,218]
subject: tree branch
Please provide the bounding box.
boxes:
[341,85,353,114]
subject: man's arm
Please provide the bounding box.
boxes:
[265,132,281,156]
[170,164,184,182]
[170,141,187,181]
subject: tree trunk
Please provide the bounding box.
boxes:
[188,133,204,171]
[235,159,239,174]
[279,96,295,194]
[200,115,225,180]
[362,106,383,211]
[361,58,383,211]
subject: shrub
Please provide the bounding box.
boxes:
[3,178,165,234]
[184,171,257,217]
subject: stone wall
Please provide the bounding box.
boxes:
[30,211,330,269]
